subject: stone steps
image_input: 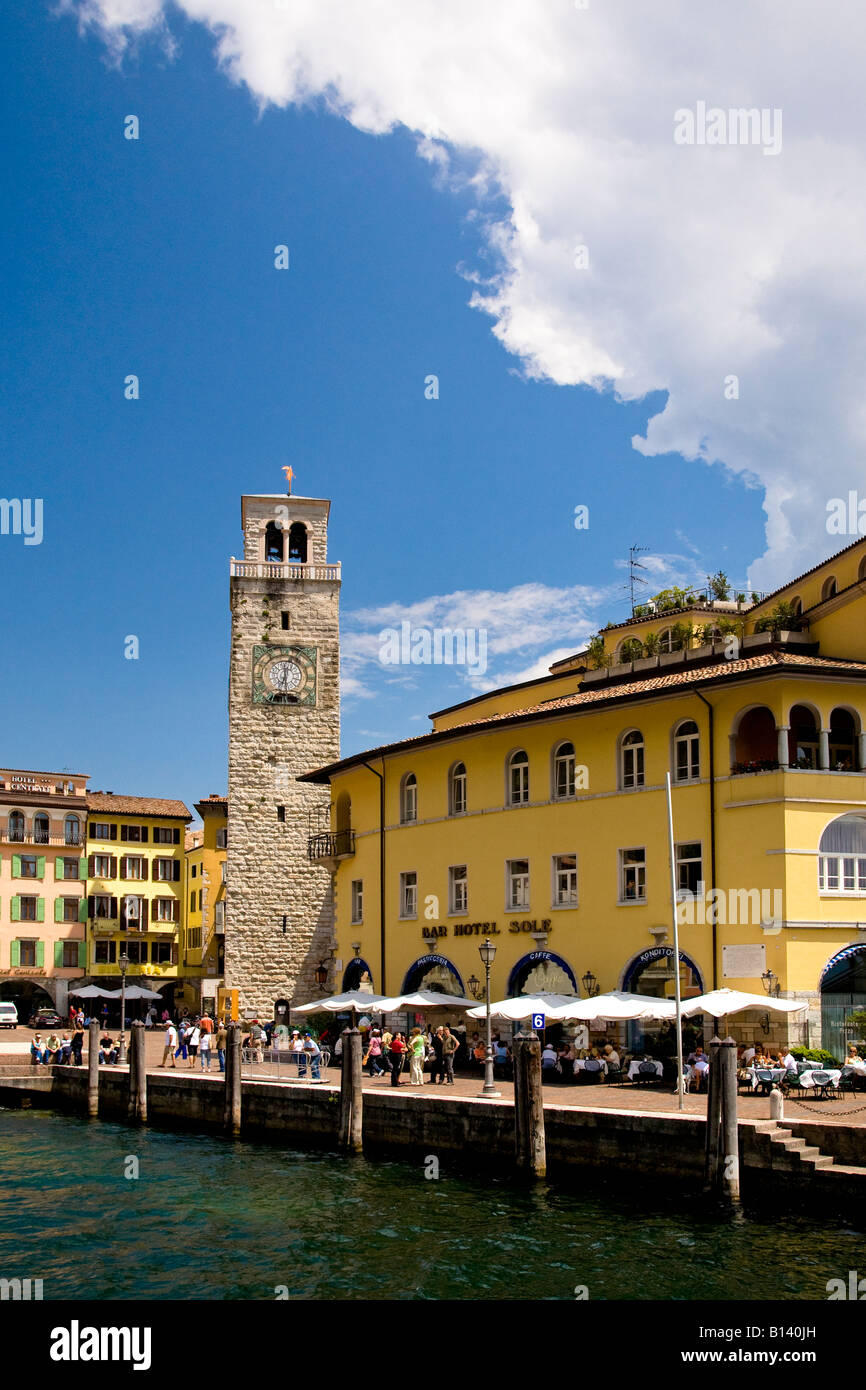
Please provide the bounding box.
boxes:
[762,1122,864,1177]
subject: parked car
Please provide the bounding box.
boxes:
[27,1008,62,1028]
[0,1002,18,1029]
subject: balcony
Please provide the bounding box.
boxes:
[2,830,81,846]
[230,558,341,582]
[308,829,355,865]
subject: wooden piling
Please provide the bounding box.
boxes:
[719,1037,740,1203]
[338,1027,363,1153]
[87,1019,100,1118]
[514,1030,546,1178]
[224,1024,242,1136]
[704,1035,722,1191]
[127,1021,147,1122]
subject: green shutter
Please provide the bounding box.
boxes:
[37,856,45,880]
[54,940,64,967]
[36,898,45,923]
[78,899,87,923]
[35,939,44,967]
[79,858,87,881]
[11,855,20,878]
[11,896,20,922]
[54,898,64,923]
[10,940,20,966]
[54,858,62,881]
[78,941,86,968]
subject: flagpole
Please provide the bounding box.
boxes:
[666,772,685,1112]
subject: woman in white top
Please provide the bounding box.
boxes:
[187,1023,201,1068]
[199,1030,212,1070]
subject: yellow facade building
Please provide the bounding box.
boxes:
[182,795,227,1013]
[85,792,191,1010]
[303,536,866,1053]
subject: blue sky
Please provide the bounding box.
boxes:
[0,1,827,819]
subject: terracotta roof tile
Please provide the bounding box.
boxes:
[87,793,192,819]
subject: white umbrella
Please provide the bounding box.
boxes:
[68,985,115,998]
[294,990,390,1015]
[373,990,478,1013]
[681,988,806,1019]
[547,990,678,1022]
[466,993,579,1022]
[121,985,164,1001]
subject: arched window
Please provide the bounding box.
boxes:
[264,521,284,562]
[449,762,467,816]
[829,708,858,771]
[673,719,700,782]
[658,629,675,654]
[64,815,81,846]
[34,813,50,845]
[621,730,645,789]
[8,810,24,843]
[859,555,866,582]
[732,705,777,769]
[818,814,866,893]
[553,741,576,800]
[400,772,418,824]
[790,596,803,616]
[788,704,820,769]
[618,638,643,664]
[507,750,530,806]
[821,576,837,602]
[288,522,308,563]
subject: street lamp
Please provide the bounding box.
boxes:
[466,973,482,1001]
[581,970,599,998]
[118,952,130,1064]
[761,969,781,998]
[478,938,501,1098]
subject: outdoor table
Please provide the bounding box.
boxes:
[799,1069,842,1090]
[747,1067,787,1091]
[627,1059,663,1080]
[573,1058,608,1074]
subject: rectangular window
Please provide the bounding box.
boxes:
[214,901,225,928]
[449,864,468,915]
[93,854,111,878]
[619,848,646,902]
[62,897,79,923]
[819,854,866,894]
[61,942,79,968]
[552,853,578,907]
[124,856,145,880]
[507,859,530,910]
[94,940,117,965]
[91,823,112,840]
[124,941,147,964]
[277,806,286,822]
[122,824,144,843]
[622,738,645,790]
[20,855,37,878]
[509,759,529,806]
[198,890,203,910]
[220,862,226,884]
[676,842,703,896]
[19,939,36,966]
[62,858,79,880]
[155,898,177,922]
[216,827,227,849]
[20,896,37,921]
[152,941,172,964]
[281,611,290,630]
[187,927,202,949]
[351,879,363,924]
[191,863,197,878]
[153,826,174,844]
[450,768,467,816]
[154,858,175,882]
[400,871,417,918]
[93,895,114,919]
[190,891,196,912]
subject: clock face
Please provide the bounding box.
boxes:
[252,645,317,706]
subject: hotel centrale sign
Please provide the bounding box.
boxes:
[9,778,54,792]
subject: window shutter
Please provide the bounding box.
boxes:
[120,857,127,880]
[78,941,86,969]
[119,897,127,930]
[121,825,128,841]
[54,858,61,881]
[173,898,180,922]
[173,859,181,882]
[87,895,95,917]
[173,828,180,845]
[110,824,117,840]
[109,855,117,879]
[88,855,95,877]
[110,896,118,919]
[140,898,149,929]
[37,856,45,880]
[36,898,45,923]
[54,898,64,923]
[80,858,88,880]
[10,939,20,966]
[36,939,44,966]
[78,899,87,923]
[141,858,150,881]
[171,944,178,965]
[11,855,20,878]
[142,827,149,843]
[54,940,63,967]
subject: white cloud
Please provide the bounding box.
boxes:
[68,0,866,587]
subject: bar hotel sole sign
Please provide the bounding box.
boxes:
[422,918,552,940]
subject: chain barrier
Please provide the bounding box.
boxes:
[788,1093,866,1117]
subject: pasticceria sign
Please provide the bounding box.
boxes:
[422,918,552,940]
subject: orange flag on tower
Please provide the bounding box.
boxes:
[282,465,294,495]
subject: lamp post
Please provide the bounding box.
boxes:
[581,970,599,998]
[761,969,781,998]
[118,952,130,1065]
[466,973,482,1001]
[478,937,501,1098]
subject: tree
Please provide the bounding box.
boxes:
[707,570,731,601]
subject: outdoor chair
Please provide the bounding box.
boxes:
[809,1069,834,1100]
[754,1068,775,1096]
[782,1069,804,1096]
[605,1065,624,1086]
[582,1059,604,1084]
[737,1069,754,1094]
[635,1061,660,1085]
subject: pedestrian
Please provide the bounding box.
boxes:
[290,1029,304,1075]
[431,1026,445,1084]
[71,1020,85,1067]
[409,1027,426,1086]
[379,1026,393,1075]
[249,1019,264,1064]
[199,1030,212,1071]
[199,1010,214,1035]
[366,1028,385,1077]
[145,1005,156,1030]
[216,1019,227,1072]
[442,1026,458,1085]
[173,1020,188,1065]
[187,1021,201,1068]
[76,1008,84,1029]
[161,1020,178,1067]
[299,1032,323,1082]
[389,1031,407,1086]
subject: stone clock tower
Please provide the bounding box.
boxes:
[225,493,340,1017]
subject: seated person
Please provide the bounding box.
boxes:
[781,1049,797,1071]
[473,1038,487,1064]
[99,1035,118,1065]
[742,1044,757,1065]
[541,1043,559,1069]
[30,1032,49,1064]
[45,1033,62,1063]
[493,1038,509,1064]
[603,1045,620,1068]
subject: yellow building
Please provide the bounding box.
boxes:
[85,792,191,1012]
[303,536,866,1054]
[183,795,227,1013]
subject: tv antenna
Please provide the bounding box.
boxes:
[628,545,650,614]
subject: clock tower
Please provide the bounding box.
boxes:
[225,493,340,1017]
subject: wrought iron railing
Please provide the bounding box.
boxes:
[307,829,355,861]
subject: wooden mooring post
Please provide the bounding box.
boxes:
[126,1021,147,1122]
[224,1024,242,1137]
[513,1030,546,1179]
[705,1034,740,1202]
[338,1027,363,1153]
[86,1018,100,1118]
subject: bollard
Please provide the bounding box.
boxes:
[769,1085,784,1123]
[514,1030,546,1179]
[224,1023,242,1136]
[86,1019,100,1118]
[127,1021,147,1122]
[338,1027,363,1153]
[719,1037,741,1203]
[704,1035,722,1191]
